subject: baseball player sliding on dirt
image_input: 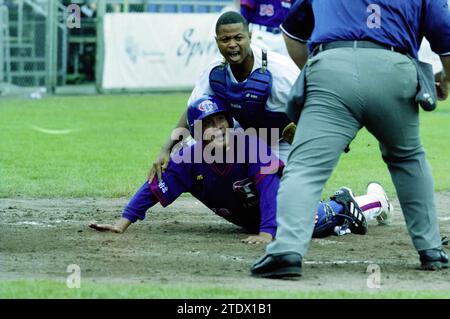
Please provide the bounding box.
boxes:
[90,96,393,243]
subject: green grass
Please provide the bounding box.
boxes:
[1,95,450,299]
[1,280,449,299]
[0,94,188,197]
[0,94,449,198]
[328,102,450,197]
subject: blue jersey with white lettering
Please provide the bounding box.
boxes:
[122,133,283,237]
[241,0,296,28]
[281,0,450,58]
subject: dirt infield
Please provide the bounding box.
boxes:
[1,193,449,293]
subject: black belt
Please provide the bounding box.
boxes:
[311,41,406,56]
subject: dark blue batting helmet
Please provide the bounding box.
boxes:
[186,95,233,138]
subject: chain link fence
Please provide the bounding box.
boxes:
[1,0,66,95]
[1,0,235,95]
[1,3,11,88]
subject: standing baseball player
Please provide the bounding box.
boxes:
[251,0,450,278]
[148,11,299,182]
[90,96,393,242]
[240,1,297,55]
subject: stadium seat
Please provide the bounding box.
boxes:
[196,5,209,13]
[211,6,224,13]
[146,4,158,12]
[162,4,177,13]
[180,5,194,13]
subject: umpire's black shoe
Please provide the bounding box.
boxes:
[251,252,302,278]
[419,248,449,270]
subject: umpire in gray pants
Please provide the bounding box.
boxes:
[251,0,450,278]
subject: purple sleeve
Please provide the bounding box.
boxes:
[148,149,194,207]
[122,154,193,223]
[248,137,284,237]
[254,172,280,237]
[424,0,450,55]
[280,0,314,42]
[122,182,159,223]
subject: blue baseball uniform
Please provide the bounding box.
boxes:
[123,134,282,237]
[240,1,298,55]
[241,0,294,29]
[122,132,355,238]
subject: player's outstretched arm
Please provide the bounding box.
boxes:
[89,217,132,234]
[148,110,189,181]
[241,232,273,244]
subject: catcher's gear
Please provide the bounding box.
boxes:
[233,178,259,208]
[186,95,233,138]
[209,49,291,133]
[330,187,368,235]
[281,122,297,145]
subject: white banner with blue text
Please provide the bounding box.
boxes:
[102,13,221,90]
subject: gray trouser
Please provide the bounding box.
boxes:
[272,139,291,164]
[266,48,442,257]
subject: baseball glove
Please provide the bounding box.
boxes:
[282,122,297,145]
[233,178,259,208]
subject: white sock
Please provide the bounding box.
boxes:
[355,194,383,221]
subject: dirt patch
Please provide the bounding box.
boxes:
[1,193,449,293]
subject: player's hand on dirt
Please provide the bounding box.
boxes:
[435,71,448,101]
[148,149,171,181]
[241,232,273,244]
[89,223,123,233]
[89,218,131,234]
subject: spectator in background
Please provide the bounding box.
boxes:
[240,1,296,55]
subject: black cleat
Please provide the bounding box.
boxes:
[419,248,449,270]
[251,252,302,279]
[331,187,368,235]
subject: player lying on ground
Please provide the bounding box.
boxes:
[90,96,393,243]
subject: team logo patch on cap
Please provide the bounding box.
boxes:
[197,100,216,113]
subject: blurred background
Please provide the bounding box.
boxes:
[0,0,239,96]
